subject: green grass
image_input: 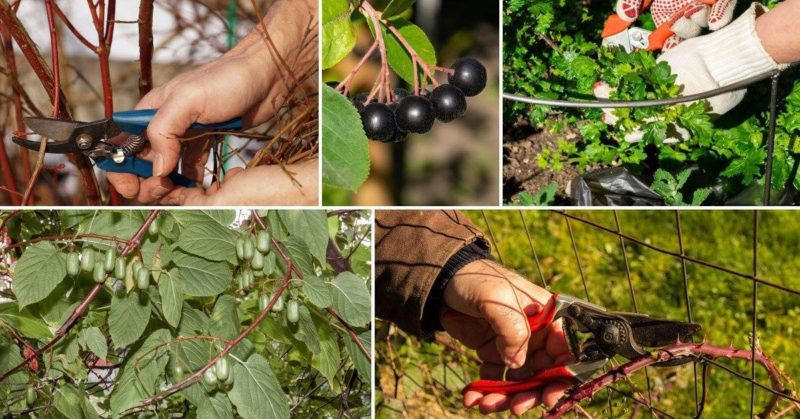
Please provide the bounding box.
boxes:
[377,210,800,417]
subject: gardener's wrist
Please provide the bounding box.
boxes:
[421,242,493,334]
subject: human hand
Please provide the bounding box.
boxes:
[440,260,573,416]
[107,0,317,203]
[603,0,737,51]
[158,159,318,206]
[595,3,785,143]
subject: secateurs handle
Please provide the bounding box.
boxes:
[111,109,244,136]
[95,157,196,188]
[446,294,564,396]
[462,365,578,395]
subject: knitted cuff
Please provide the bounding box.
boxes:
[698,3,788,87]
[420,242,493,335]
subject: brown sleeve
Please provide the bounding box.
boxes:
[375,210,487,336]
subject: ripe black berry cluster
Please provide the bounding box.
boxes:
[351,57,486,143]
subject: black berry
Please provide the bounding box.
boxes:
[448,57,486,97]
[395,95,435,133]
[392,88,411,102]
[361,102,396,142]
[351,92,370,114]
[430,84,467,122]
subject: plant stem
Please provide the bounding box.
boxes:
[137,0,154,97]
[0,0,101,205]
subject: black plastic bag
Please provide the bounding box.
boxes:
[570,167,663,206]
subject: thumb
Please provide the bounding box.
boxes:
[142,98,194,177]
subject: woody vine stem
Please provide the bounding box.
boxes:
[546,343,800,418]
[335,1,453,102]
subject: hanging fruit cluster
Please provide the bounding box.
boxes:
[347,57,487,143]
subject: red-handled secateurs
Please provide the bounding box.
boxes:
[454,293,701,396]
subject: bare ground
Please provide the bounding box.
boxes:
[502,120,590,204]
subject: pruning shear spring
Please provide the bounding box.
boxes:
[12,109,243,188]
[456,293,701,396]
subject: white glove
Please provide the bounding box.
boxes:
[597,3,787,143]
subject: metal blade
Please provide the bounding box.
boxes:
[622,314,702,348]
[24,117,82,142]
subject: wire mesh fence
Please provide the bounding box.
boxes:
[377,209,800,418]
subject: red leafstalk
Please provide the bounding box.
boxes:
[545,342,798,418]
[0,210,161,383]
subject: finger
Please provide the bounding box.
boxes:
[592,82,619,125]
[463,391,484,409]
[616,0,644,22]
[144,97,194,177]
[542,381,573,408]
[545,320,571,359]
[670,6,706,39]
[708,0,736,30]
[482,298,535,369]
[510,390,543,417]
[173,187,213,206]
[105,172,140,199]
[662,34,683,51]
[136,176,174,204]
[478,393,510,414]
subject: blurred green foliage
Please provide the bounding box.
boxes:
[377,210,800,417]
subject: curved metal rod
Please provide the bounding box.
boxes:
[502,65,797,108]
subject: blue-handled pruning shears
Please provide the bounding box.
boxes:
[11,109,243,188]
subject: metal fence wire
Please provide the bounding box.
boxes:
[476,209,800,418]
[503,65,798,204]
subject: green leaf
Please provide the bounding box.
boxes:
[303,275,333,308]
[278,210,329,264]
[172,251,232,297]
[12,241,67,308]
[54,383,99,419]
[109,329,171,414]
[311,312,341,391]
[322,0,356,69]
[175,211,237,264]
[108,293,151,348]
[210,295,240,341]
[374,17,436,85]
[343,330,371,381]
[330,272,371,327]
[79,327,107,360]
[294,303,320,354]
[228,353,290,419]
[382,0,416,18]
[197,392,234,419]
[158,272,184,328]
[282,236,316,278]
[0,303,52,340]
[322,84,370,191]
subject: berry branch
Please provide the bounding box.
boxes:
[0,209,160,383]
[329,2,487,144]
[546,343,799,418]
